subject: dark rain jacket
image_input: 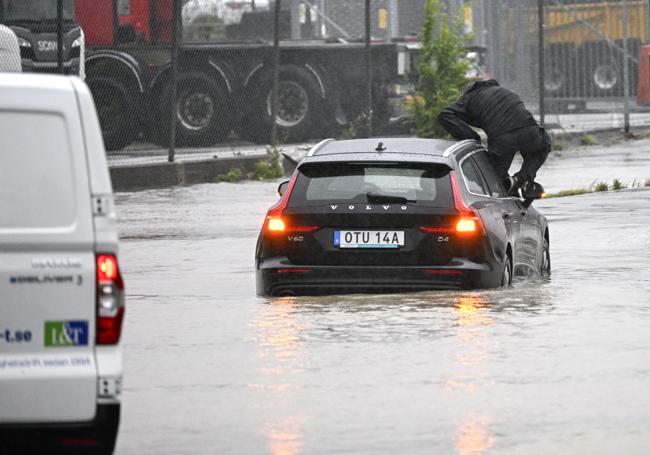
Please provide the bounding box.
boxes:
[437,80,537,141]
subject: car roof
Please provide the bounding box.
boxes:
[300,138,477,166]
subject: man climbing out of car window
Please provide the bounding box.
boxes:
[437,79,551,195]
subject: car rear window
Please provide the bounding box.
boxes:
[289,162,454,207]
[0,111,76,230]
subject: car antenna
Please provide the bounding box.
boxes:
[375,142,387,152]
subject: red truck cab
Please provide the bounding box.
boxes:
[76,0,172,46]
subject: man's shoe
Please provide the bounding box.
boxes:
[503,175,522,196]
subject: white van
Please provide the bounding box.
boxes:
[0,74,123,454]
[0,25,21,73]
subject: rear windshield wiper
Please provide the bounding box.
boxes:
[366,192,415,204]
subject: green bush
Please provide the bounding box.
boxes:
[407,0,470,138]
[594,181,609,192]
[552,139,565,151]
[214,167,243,183]
[579,134,598,146]
[248,145,284,180]
[645,178,650,187]
[611,178,626,190]
[249,160,283,180]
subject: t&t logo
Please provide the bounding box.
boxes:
[44,321,89,347]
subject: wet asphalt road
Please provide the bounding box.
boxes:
[113,152,650,454]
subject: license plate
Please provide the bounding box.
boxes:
[333,230,405,249]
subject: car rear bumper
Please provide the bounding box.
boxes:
[257,258,500,296]
[0,403,120,454]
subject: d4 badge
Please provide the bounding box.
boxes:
[44,321,89,347]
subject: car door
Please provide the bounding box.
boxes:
[458,152,524,270]
[466,150,529,273]
[473,150,541,274]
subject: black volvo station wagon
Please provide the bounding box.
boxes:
[256,138,550,296]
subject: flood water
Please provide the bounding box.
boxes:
[113,180,650,454]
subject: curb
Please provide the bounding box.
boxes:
[110,155,262,192]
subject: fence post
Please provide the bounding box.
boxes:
[57,0,63,74]
[270,0,282,147]
[538,0,545,127]
[168,0,182,162]
[623,0,630,133]
[365,0,373,138]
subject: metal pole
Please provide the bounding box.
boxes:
[168,0,182,162]
[389,0,399,39]
[365,0,372,137]
[270,0,282,147]
[57,0,64,74]
[647,0,650,44]
[623,0,630,133]
[537,0,545,127]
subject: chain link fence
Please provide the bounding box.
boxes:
[478,0,650,133]
[3,0,650,157]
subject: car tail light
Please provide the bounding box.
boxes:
[418,226,454,234]
[277,268,312,274]
[450,170,484,236]
[456,217,478,233]
[267,217,286,232]
[265,217,319,234]
[424,269,464,275]
[263,172,320,235]
[96,254,125,345]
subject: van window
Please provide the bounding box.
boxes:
[0,111,76,229]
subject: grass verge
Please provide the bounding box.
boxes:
[546,178,648,198]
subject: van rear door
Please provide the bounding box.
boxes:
[0,76,97,423]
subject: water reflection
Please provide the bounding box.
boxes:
[456,415,495,455]
[449,294,495,454]
[266,416,305,455]
[252,297,306,454]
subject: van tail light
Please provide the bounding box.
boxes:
[450,170,484,236]
[96,254,125,345]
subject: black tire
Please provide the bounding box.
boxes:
[159,71,231,147]
[87,76,137,151]
[501,253,513,287]
[541,235,551,276]
[238,64,323,143]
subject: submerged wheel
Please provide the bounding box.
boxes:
[541,236,551,276]
[501,254,513,287]
[87,76,137,151]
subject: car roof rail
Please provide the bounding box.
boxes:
[442,139,479,157]
[307,138,335,157]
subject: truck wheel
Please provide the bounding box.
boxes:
[239,64,323,143]
[159,71,231,147]
[87,76,137,151]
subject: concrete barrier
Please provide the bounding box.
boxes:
[110,155,263,192]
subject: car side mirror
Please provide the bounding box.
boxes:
[522,182,546,207]
[277,180,290,197]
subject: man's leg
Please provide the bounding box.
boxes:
[486,134,519,180]
[515,127,551,181]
